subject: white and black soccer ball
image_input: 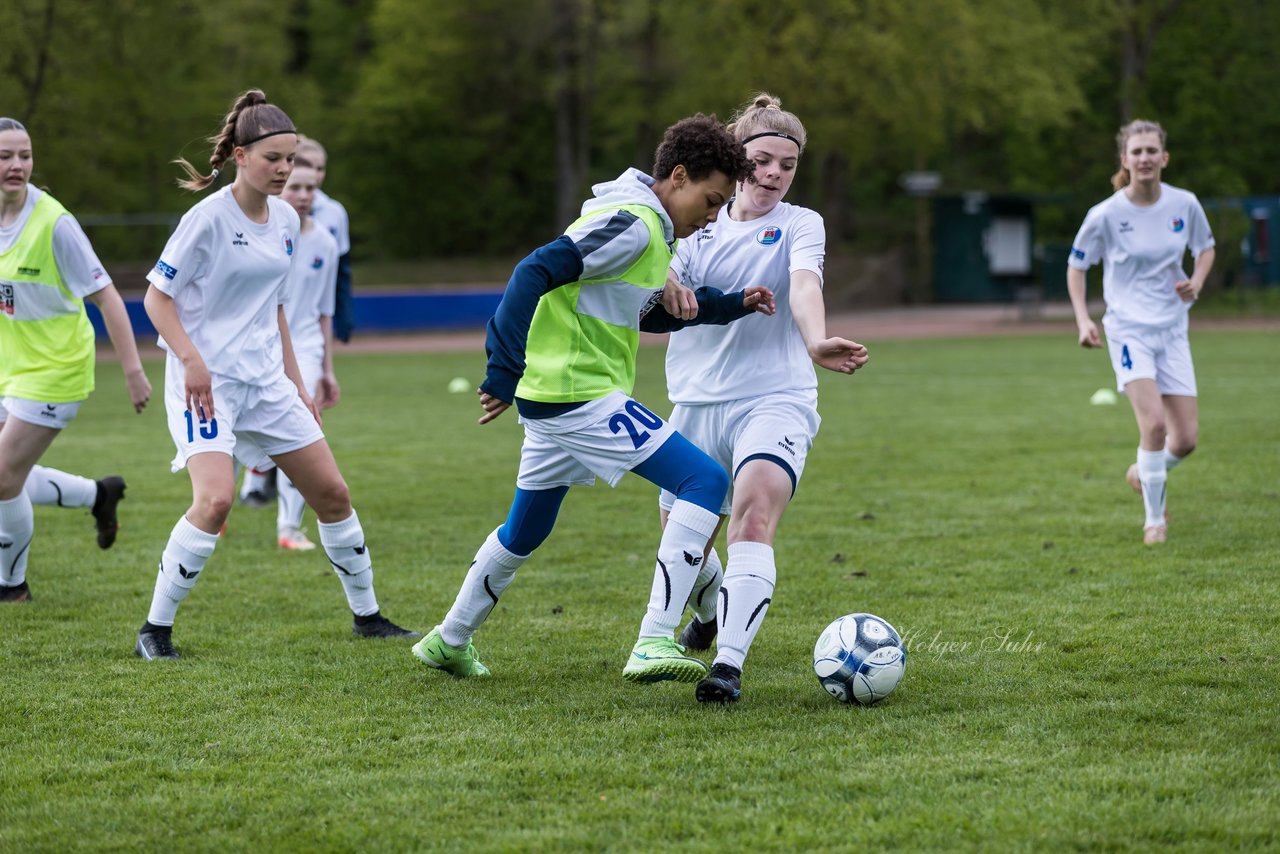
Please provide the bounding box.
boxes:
[813,613,906,705]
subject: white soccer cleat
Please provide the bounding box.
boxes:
[278,526,317,551]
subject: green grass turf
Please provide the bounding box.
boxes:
[3,329,1278,851]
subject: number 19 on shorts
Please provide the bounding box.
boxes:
[184,409,219,443]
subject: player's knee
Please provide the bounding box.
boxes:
[1142,418,1168,447]
[1170,436,1196,458]
[312,478,351,518]
[683,458,729,508]
[195,491,235,526]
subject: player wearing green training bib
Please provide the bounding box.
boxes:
[413,115,776,688]
[0,117,151,603]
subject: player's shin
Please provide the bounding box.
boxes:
[440,528,528,647]
[688,546,723,625]
[715,541,776,671]
[147,515,219,625]
[1136,448,1168,529]
[0,493,35,588]
[639,499,720,639]
[318,510,378,616]
[24,466,96,507]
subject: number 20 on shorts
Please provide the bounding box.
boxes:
[608,400,663,449]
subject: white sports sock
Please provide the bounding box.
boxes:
[318,510,378,616]
[687,546,723,625]
[0,493,35,587]
[714,541,776,672]
[1162,445,1183,471]
[147,515,219,626]
[24,466,97,508]
[440,528,528,647]
[639,500,720,639]
[1137,448,1167,529]
[276,470,306,532]
[239,466,275,499]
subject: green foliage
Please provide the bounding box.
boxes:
[3,330,1278,849]
[2,0,1278,266]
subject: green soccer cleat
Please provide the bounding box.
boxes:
[412,626,491,678]
[622,637,708,684]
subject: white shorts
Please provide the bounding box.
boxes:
[296,349,323,397]
[0,396,83,430]
[1103,317,1197,397]
[659,389,821,514]
[516,391,676,490]
[164,355,324,473]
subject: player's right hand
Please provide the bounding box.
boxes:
[1077,321,1101,348]
[661,280,698,320]
[478,390,510,425]
[182,354,214,418]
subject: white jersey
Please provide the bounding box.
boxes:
[666,200,825,404]
[0,185,111,299]
[311,188,350,255]
[283,223,339,361]
[1069,183,1214,329]
[147,187,300,385]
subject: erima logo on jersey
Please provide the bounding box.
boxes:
[311,256,324,269]
[283,235,294,256]
[756,226,782,245]
[232,231,249,247]
[1170,217,1185,232]
[1118,221,1134,233]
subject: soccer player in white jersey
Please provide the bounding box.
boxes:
[134,90,417,659]
[269,161,340,551]
[412,115,774,684]
[1067,119,1215,546]
[652,94,869,703]
[238,135,351,507]
[0,117,150,603]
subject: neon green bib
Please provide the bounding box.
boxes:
[516,203,673,402]
[0,192,96,402]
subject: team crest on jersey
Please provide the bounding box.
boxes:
[283,234,294,256]
[756,226,782,245]
[311,256,324,269]
[1170,217,1185,233]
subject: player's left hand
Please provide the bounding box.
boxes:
[743,286,776,315]
[478,390,510,425]
[1175,279,1200,303]
[810,337,868,374]
[301,390,323,427]
[661,280,698,320]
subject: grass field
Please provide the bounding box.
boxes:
[3,329,1278,851]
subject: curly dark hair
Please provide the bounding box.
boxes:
[652,114,752,184]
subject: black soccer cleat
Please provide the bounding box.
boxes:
[695,662,742,704]
[678,615,718,652]
[0,581,32,603]
[352,612,422,639]
[135,623,180,660]
[92,476,126,549]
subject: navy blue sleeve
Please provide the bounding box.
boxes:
[481,235,585,403]
[639,286,754,333]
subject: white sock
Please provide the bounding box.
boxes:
[440,528,528,647]
[1137,448,1167,529]
[1162,445,1183,471]
[24,466,97,508]
[639,500,720,639]
[276,470,306,532]
[0,493,35,587]
[687,546,723,625]
[147,515,219,626]
[318,510,378,616]
[714,541,776,672]
[239,466,274,499]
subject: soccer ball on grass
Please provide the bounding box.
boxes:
[813,612,906,705]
